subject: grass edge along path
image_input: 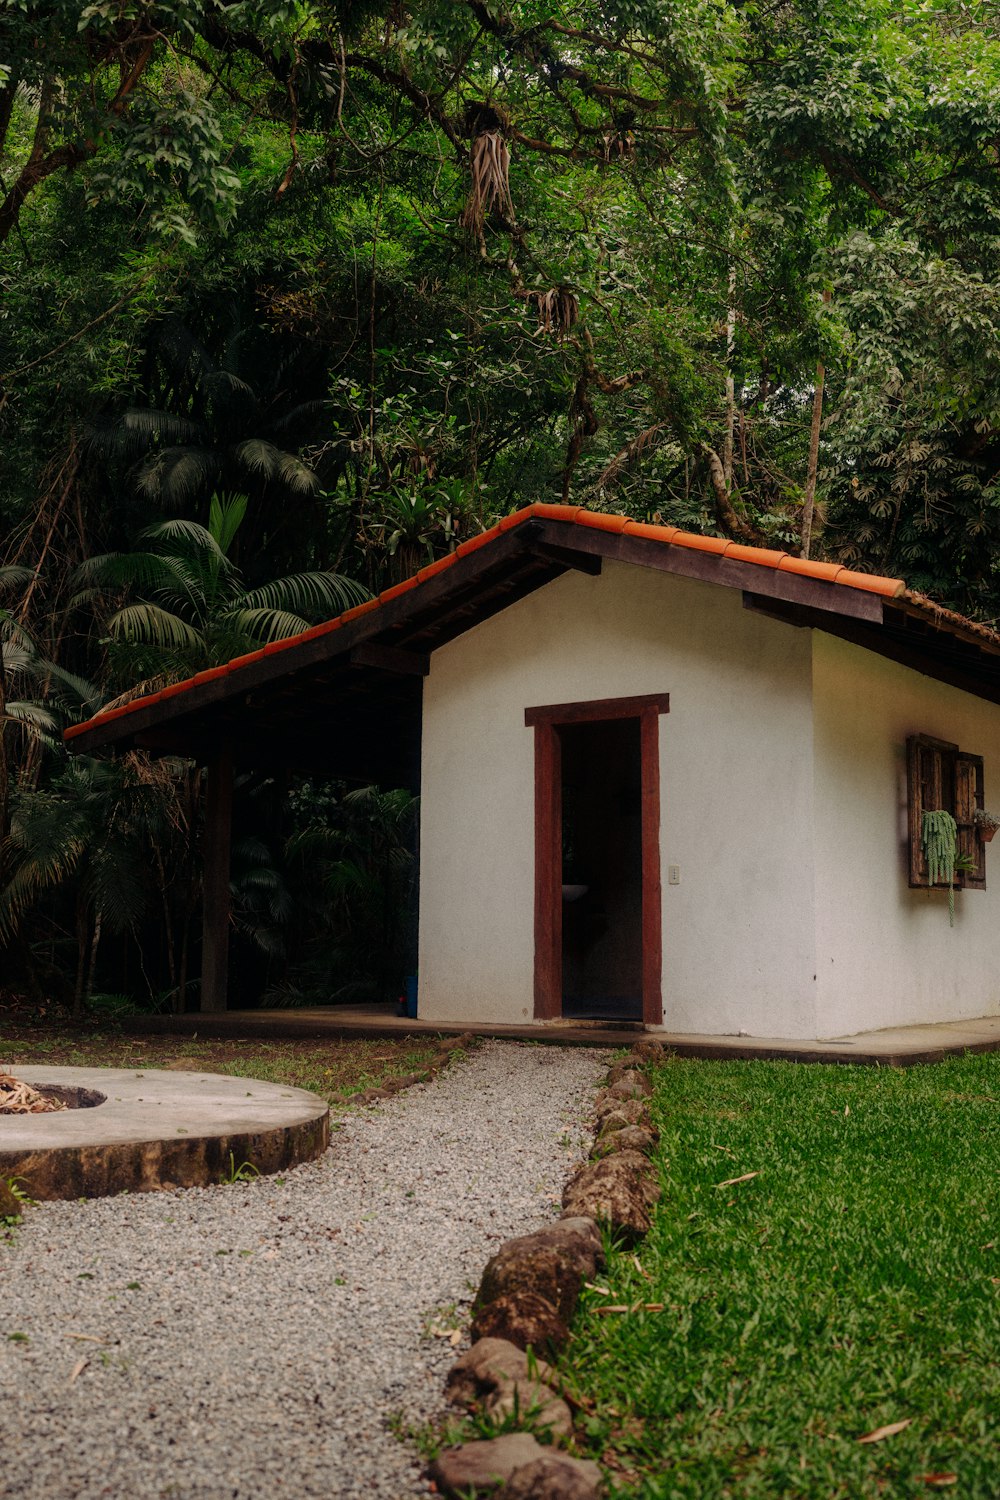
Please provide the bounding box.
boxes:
[556,1053,1000,1499]
[0,1028,476,1110]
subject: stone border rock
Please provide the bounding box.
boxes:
[348,1034,480,1107]
[427,1040,668,1500]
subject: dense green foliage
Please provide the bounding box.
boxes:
[559,1054,1000,1497]
[3,0,1000,1005]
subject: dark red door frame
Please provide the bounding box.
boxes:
[526,693,668,1026]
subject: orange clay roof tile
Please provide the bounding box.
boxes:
[573,511,629,534]
[63,505,913,742]
[531,502,583,522]
[777,555,843,583]
[416,555,454,582]
[498,505,537,532]
[722,542,786,568]
[227,648,267,671]
[455,530,496,557]
[831,567,906,598]
[623,520,680,544]
[379,578,419,604]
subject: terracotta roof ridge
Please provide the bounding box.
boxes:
[64,504,906,742]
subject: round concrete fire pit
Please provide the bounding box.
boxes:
[0,1066,329,1201]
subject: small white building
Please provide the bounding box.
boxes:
[69,505,1000,1041]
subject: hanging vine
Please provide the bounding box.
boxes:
[922,809,958,926]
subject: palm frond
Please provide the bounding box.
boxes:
[238,571,369,619]
[276,450,322,495]
[139,518,232,566]
[0,642,35,677]
[0,614,38,652]
[41,665,104,714]
[72,550,191,597]
[2,701,61,734]
[0,808,87,939]
[87,845,150,932]
[224,606,312,641]
[232,440,319,494]
[135,447,222,505]
[208,493,248,555]
[202,370,256,400]
[85,408,206,460]
[0,565,35,596]
[233,835,273,867]
[107,604,205,651]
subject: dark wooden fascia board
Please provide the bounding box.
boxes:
[349,643,429,676]
[534,522,886,624]
[744,594,1000,707]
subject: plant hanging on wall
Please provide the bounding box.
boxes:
[974,807,1000,842]
[922,809,958,925]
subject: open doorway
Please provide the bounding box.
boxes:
[560,719,643,1019]
[526,693,667,1027]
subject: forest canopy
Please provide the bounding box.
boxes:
[3,0,1000,1011]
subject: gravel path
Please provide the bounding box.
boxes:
[0,1040,608,1500]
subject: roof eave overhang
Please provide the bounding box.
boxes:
[68,514,1000,764]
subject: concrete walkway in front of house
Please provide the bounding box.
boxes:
[122,1004,1000,1068]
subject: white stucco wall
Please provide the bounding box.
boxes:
[812,633,1000,1037]
[418,561,820,1037]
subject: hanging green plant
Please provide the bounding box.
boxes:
[922,809,958,926]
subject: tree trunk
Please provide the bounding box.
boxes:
[801,289,832,559]
[73,900,89,1021]
[723,264,737,493]
[84,909,102,1004]
[201,747,233,1012]
[0,639,9,853]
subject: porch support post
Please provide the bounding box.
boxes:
[533,721,562,1020]
[639,707,663,1027]
[201,743,233,1013]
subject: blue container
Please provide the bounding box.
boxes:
[404,974,418,1019]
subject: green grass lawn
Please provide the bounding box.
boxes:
[559,1054,1000,1499]
[0,1028,453,1106]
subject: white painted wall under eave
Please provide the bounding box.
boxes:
[812,632,1000,1038]
[418,560,820,1037]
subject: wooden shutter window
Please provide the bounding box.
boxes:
[906,734,986,890]
[956,752,986,889]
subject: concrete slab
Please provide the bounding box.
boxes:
[119,1007,1000,1066]
[0,1066,329,1201]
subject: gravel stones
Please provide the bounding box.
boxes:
[0,1039,608,1499]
